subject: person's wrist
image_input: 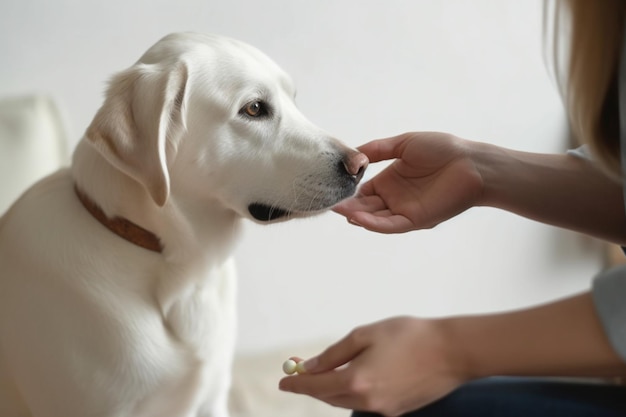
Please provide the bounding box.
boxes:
[465,140,507,209]
[436,317,478,382]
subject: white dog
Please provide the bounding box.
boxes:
[0,32,368,417]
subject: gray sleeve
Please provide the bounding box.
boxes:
[592,265,626,362]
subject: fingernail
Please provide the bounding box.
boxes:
[348,218,362,227]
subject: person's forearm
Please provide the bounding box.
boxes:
[469,141,626,244]
[442,292,626,379]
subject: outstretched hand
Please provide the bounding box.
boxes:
[333,132,484,233]
[278,317,466,417]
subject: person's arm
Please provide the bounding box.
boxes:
[334,133,626,244]
[472,141,626,245]
[443,291,626,379]
[279,292,626,416]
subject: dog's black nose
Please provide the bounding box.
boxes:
[342,151,369,183]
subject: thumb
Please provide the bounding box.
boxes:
[357,133,412,164]
[302,330,369,374]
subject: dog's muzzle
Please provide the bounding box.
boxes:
[247,151,368,222]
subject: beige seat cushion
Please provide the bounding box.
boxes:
[0,95,69,214]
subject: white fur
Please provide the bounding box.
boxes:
[0,32,367,417]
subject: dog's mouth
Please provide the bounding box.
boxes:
[248,203,290,222]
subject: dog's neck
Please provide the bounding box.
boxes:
[71,139,242,263]
[74,185,163,253]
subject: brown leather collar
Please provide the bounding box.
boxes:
[74,185,163,253]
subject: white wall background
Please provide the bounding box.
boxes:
[0,0,604,354]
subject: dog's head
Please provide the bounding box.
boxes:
[85,32,367,223]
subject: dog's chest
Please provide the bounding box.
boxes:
[160,257,238,358]
[125,259,239,416]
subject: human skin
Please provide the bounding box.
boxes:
[333,132,626,242]
[278,132,626,417]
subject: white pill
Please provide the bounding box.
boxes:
[295,361,306,374]
[282,359,297,375]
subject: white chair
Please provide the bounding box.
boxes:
[0,95,69,214]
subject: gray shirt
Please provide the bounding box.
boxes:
[567,146,626,362]
[593,266,626,362]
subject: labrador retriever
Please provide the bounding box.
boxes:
[0,32,368,417]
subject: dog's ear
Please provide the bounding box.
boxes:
[85,61,189,206]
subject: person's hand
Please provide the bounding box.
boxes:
[333,132,483,233]
[278,316,468,417]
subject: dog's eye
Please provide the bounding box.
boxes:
[240,100,269,118]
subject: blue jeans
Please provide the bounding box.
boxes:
[352,377,626,417]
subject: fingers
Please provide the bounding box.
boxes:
[332,194,386,217]
[279,369,350,398]
[304,329,368,374]
[333,194,416,234]
[278,334,366,399]
[334,202,415,234]
[280,374,374,413]
[358,134,412,164]
[279,370,400,416]
[332,179,388,216]
[318,394,372,415]
[349,212,415,234]
[278,328,370,401]
[278,325,400,415]
[279,337,361,396]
